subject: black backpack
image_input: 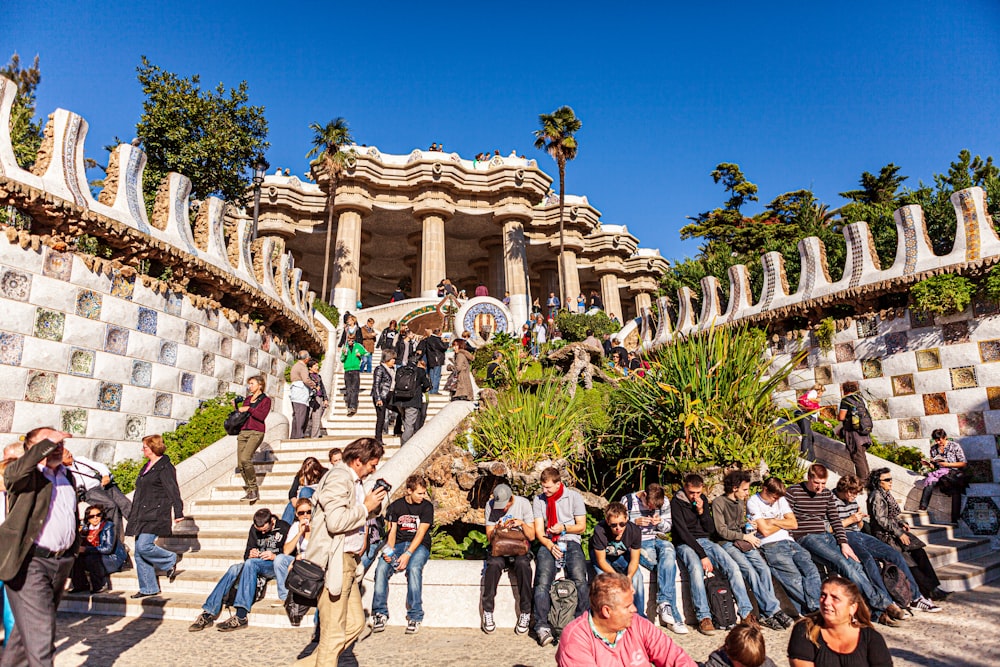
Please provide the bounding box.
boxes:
[705,571,738,629]
[846,394,873,436]
[548,578,578,636]
[878,560,912,607]
[393,365,419,400]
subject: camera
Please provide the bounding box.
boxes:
[373,478,392,494]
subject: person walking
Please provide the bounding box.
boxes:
[447,339,475,401]
[417,328,448,394]
[307,360,329,438]
[371,350,397,442]
[289,350,316,439]
[235,376,271,504]
[340,335,367,417]
[377,320,399,353]
[360,318,377,373]
[127,434,185,599]
[0,428,78,667]
[838,392,872,481]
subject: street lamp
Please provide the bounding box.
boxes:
[251,156,269,241]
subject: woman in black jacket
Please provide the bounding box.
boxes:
[127,434,185,598]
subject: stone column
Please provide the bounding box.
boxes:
[501,217,531,326]
[331,208,365,314]
[419,213,448,298]
[559,249,581,306]
[600,272,623,320]
[485,240,505,298]
[634,291,652,314]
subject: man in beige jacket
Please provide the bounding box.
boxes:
[295,437,386,666]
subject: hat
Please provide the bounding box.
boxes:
[491,484,513,506]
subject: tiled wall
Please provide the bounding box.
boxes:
[0,235,290,464]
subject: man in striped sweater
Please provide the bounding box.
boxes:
[785,464,907,626]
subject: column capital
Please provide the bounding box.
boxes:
[330,193,374,216]
[413,199,456,220]
[493,203,534,225]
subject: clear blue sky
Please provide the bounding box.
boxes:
[5,1,999,262]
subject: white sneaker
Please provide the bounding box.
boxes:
[913,597,942,613]
[515,613,531,635]
[482,611,496,634]
[657,602,673,626]
[671,622,690,634]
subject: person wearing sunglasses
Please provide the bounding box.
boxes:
[68,505,127,594]
[589,502,645,618]
[275,497,314,618]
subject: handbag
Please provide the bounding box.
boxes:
[898,533,926,552]
[443,372,459,394]
[490,525,529,557]
[285,558,326,602]
[732,539,755,553]
[223,395,264,436]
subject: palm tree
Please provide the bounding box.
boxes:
[534,106,581,310]
[306,118,355,302]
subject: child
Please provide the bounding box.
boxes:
[700,617,777,667]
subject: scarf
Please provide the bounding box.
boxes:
[545,483,565,537]
[85,522,103,548]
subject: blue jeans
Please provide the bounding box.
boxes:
[760,539,821,615]
[360,354,372,373]
[676,539,754,621]
[274,554,294,601]
[371,542,430,622]
[134,533,177,595]
[428,365,442,393]
[361,538,381,572]
[590,554,645,617]
[846,531,921,604]
[639,539,683,624]
[720,543,781,616]
[202,559,275,615]
[798,532,891,612]
[533,540,589,633]
[2,584,13,646]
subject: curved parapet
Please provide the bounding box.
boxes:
[722,264,753,322]
[794,236,833,301]
[698,275,723,330]
[650,296,674,348]
[675,286,698,335]
[888,204,936,277]
[838,220,882,289]
[950,187,1000,263]
[758,252,791,311]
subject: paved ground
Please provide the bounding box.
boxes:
[3,585,998,666]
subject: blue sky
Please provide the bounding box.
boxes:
[5,1,999,263]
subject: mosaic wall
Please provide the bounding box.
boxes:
[0,236,291,463]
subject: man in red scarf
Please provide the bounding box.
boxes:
[531,467,588,647]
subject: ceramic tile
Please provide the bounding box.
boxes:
[91,441,116,465]
[775,376,790,392]
[153,392,173,417]
[0,399,14,432]
[25,371,57,403]
[166,291,183,316]
[61,408,87,435]
[915,348,941,371]
[856,316,878,338]
[131,360,152,387]
[185,322,200,347]
[180,372,194,394]
[217,379,229,396]
[835,343,855,363]
[923,393,949,416]
[34,308,65,342]
[884,332,908,355]
[68,348,95,377]
[897,417,921,440]
[42,249,73,280]
[261,333,270,353]
[104,325,129,355]
[942,321,970,345]
[205,308,219,328]
[0,268,31,301]
[958,412,986,436]
[201,353,215,376]
[979,339,1000,363]
[270,358,278,375]
[159,341,178,366]
[98,382,122,411]
[909,309,934,328]
[891,374,915,396]
[110,271,135,300]
[951,366,978,390]
[137,307,158,335]
[124,415,145,441]
[960,497,1000,536]
[233,320,247,342]
[233,362,245,384]
[248,348,258,368]
[966,460,994,484]
[988,386,1000,411]
[869,399,890,421]
[75,289,102,320]
[841,381,859,396]
[861,359,883,379]
[0,332,24,366]
[220,337,232,357]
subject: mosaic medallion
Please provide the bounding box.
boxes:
[185,322,200,347]
[75,289,102,319]
[923,393,949,416]
[68,348,95,377]
[958,412,986,436]
[0,268,31,301]
[979,339,1000,364]
[34,308,65,342]
[960,497,1000,536]
[91,441,116,465]
[137,307,158,335]
[856,316,878,339]
[0,332,25,366]
[217,379,229,396]
[201,352,215,375]
[42,249,73,281]
[104,325,129,355]
[261,333,270,353]
[131,360,152,387]
[915,348,941,371]
[25,371,57,403]
[180,372,194,394]
[891,374,915,396]
[165,291,183,316]
[0,399,14,432]
[124,415,145,441]
[841,381,860,396]
[61,408,87,435]
[869,399,890,421]
[950,366,978,390]
[861,359,883,379]
[909,309,934,328]
[153,392,173,417]
[988,387,1000,411]
[110,271,135,300]
[942,321,970,345]
[884,332,908,356]
[897,417,921,440]
[98,382,122,411]
[835,343,855,363]
[965,460,994,484]
[159,341,178,366]
[220,337,232,357]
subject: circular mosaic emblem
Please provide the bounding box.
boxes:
[457,298,512,345]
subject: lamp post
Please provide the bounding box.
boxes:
[251,157,269,241]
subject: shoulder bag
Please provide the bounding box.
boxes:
[285,558,326,603]
[490,525,529,557]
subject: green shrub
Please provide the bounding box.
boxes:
[555,311,620,342]
[986,265,1000,302]
[108,458,145,494]
[814,317,835,353]
[867,438,924,473]
[911,273,973,315]
[312,299,340,326]
[430,524,489,559]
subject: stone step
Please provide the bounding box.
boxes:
[922,535,994,570]
[936,550,1000,592]
[265,440,402,455]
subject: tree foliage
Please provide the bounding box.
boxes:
[1,53,43,169]
[135,56,269,209]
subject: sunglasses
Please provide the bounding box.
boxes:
[86,513,102,519]
[880,478,893,483]
[608,521,628,528]
[296,510,312,517]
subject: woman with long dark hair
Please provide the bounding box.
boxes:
[69,504,128,593]
[280,457,327,525]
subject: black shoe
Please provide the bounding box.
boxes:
[217,615,248,632]
[930,588,951,601]
[92,583,112,594]
[166,565,179,583]
[760,614,786,631]
[189,612,216,632]
[130,591,159,599]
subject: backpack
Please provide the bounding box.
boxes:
[548,578,578,636]
[705,571,738,630]
[393,365,419,400]
[846,394,873,436]
[878,560,912,607]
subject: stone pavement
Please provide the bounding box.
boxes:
[2,584,997,666]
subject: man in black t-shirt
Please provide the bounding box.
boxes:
[370,474,434,635]
[589,502,646,617]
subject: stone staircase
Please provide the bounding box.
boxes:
[60,349,456,627]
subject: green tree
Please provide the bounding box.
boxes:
[134,56,269,210]
[1,53,43,169]
[306,118,355,301]
[839,163,908,205]
[838,164,909,269]
[534,106,582,310]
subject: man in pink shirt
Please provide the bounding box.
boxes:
[556,572,697,667]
